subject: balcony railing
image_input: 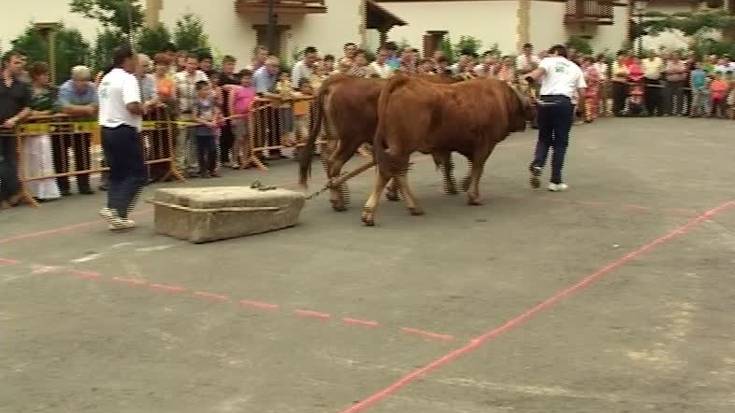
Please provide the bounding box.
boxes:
[565,0,614,25]
[235,0,327,14]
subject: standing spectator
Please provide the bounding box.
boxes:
[56,65,97,195]
[714,57,731,76]
[689,62,709,118]
[253,56,284,158]
[709,73,729,118]
[275,71,296,148]
[384,42,401,71]
[320,54,335,74]
[136,54,158,104]
[163,43,178,75]
[642,50,664,116]
[399,47,418,75]
[516,43,540,76]
[435,55,452,77]
[0,51,31,208]
[581,56,601,123]
[218,55,240,167]
[370,47,394,79]
[474,52,497,78]
[23,62,60,202]
[199,53,215,78]
[593,54,610,116]
[611,51,629,116]
[174,55,210,176]
[496,56,516,84]
[292,46,318,87]
[342,42,358,65]
[292,78,314,157]
[97,46,145,230]
[417,58,435,75]
[175,51,188,72]
[248,45,269,72]
[151,53,176,182]
[351,49,375,77]
[227,69,257,169]
[663,52,687,116]
[193,81,221,178]
[450,53,473,77]
[154,53,176,104]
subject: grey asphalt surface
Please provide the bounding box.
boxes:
[1,117,734,413]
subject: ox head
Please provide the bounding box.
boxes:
[509,84,536,132]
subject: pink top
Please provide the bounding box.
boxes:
[710,79,729,100]
[232,86,257,116]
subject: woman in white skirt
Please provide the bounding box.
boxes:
[23,62,60,201]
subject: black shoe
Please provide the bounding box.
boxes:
[529,164,542,189]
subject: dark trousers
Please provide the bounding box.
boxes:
[52,133,92,192]
[664,80,685,116]
[219,121,234,164]
[532,95,574,184]
[196,134,216,174]
[0,132,20,201]
[101,125,146,219]
[644,79,662,116]
[611,82,628,116]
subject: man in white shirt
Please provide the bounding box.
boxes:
[524,44,586,192]
[369,47,394,79]
[174,55,209,176]
[292,46,318,86]
[516,43,540,75]
[97,45,145,230]
[642,51,664,116]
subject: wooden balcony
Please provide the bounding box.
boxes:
[235,0,327,14]
[565,0,615,25]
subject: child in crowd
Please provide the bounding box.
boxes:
[496,56,516,84]
[709,72,729,118]
[228,69,257,169]
[727,72,735,119]
[292,78,315,158]
[275,71,296,147]
[193,80,221,178]
[582,57,601,123]
[689,62,709,118]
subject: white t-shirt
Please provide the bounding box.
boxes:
[369,61,394,79]
[538,56,586,98]
[516,54,540,72]
[98,68,142,130]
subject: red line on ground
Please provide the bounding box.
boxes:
[343,318,380,328]
[238,299,280,311]
[110,276,148,286]
[0,208,151,245]
[295,309,331,320]
[338,200,735,413]
[0,258,20,265]
[400,327,454,342]
[193,291,230,302]
[148,283,187,294]
[68,270,102,280]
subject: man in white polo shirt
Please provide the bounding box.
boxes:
[97,45,146,230]
[524,44,586,192]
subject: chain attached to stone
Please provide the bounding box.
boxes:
[250,180,278,191]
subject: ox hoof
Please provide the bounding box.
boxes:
[461,177,471,192]
[361,209,376,226]
[408,207,425,216]
[330,200,348,212]
[385,191,400,202]
[444,185,459,195]
[467,197,483,206]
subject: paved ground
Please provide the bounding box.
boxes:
[1,117,734,413]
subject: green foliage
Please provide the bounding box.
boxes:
[137,24,171,57]
[10,24,90,82]
[91,28,125,72]
[566,35,593,55]
[690,38,735,59]
[439,37,455,64]
[69,0,144,34]
[642,11,735,36]
[173,14,211,56]
[454,35,482,56]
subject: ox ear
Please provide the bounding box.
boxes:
[510,84,533,108]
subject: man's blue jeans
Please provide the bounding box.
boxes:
[532,95,574,184]
[101,125,146,218]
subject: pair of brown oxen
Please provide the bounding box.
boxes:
[299,73,534,226]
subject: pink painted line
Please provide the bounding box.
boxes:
[0,208,152,245]
[338,200,735,413]
[0,258,20,265]
[295,309,331,320]
[111,277,148,286]
[193,291,230,302]
[238,299,280,311]
[400,327,454,342]
[148,283,187,294]
[343,318,380,328]
[68,270,102,280]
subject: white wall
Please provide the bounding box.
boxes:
[590,5,629,54]
[0,0,99,51]
[529,1,567,51]
[380,0,520,55]
[646,0,695,14]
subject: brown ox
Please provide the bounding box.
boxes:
[361,76,533,226]
[298,74,458,211]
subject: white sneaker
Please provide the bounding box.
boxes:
[109,218,136,231]
[548,183,569,192]
[99,207,117,225]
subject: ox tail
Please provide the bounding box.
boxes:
[374,75,411,178]
[298,84,326,187]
